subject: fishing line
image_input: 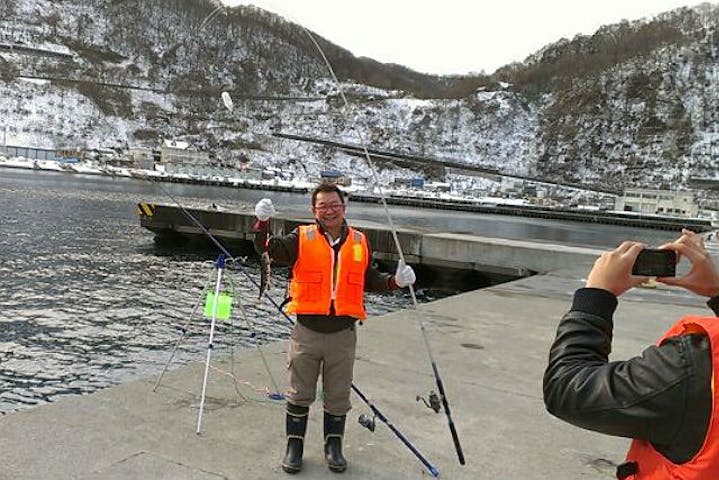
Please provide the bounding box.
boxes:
[218,260,265,402]
[134,5,440,475]
[150,255,272,404]
[142,175,439,476]
[301,26,466,465]
[232,273,283,398]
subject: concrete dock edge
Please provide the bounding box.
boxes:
[0,260,712,479]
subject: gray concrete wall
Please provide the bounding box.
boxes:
[420,233,601,275]
[142,205,604,275]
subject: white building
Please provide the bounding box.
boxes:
[615,188,698,217]
[160,140,210,166]
[128,147,155,170]
[160,140,212,176]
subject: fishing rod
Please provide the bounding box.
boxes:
[146,179,280,309]
[353,385,439,477]
[142,174,440,478]
[132,5,439,475]
[146,180,286,397]
[301,27,466,465]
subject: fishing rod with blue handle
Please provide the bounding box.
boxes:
[353,385,439,477]
[145,177,441,477]
[132,6,438,473]
[139,6,440,472]
[302,27,466,466]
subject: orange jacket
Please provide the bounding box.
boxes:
[285,224,369,319]
[620,315,719,479]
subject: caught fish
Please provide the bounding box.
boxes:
[259,250,272,299]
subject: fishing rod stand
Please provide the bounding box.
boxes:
[416,391,442,413]
[152,254,247,435]
[195,254,228,434]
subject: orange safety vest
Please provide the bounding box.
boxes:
[285,224,369,319]
[619,315,719,480]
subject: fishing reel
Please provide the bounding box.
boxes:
[358,413,376,432]
[416,390,442,413]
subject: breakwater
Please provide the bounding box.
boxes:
[137,203,603,280]
[2,160,708,231]
[350,193,712,232]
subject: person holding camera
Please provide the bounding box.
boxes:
[544,229,719,479]
[252,182,416,474]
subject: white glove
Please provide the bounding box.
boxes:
[254,198,276,221]
[394,260,416,288]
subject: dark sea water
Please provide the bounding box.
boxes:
[0,168,680,414]
[0,169,443,413]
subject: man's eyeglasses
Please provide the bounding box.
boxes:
[314,203,345,212]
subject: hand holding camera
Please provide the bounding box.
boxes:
[586,241,649,296]
[656,229,719,298]
[588,230,719,299]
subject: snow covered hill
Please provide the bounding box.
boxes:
[1,0,718,200]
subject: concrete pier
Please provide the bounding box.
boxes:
[137,203,712,263]
[138,203,603,277]
[348,193,712,232]
[0,247,713,479]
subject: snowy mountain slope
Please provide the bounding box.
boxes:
[1,0,719,197]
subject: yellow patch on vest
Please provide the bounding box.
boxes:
[353,244,363,262]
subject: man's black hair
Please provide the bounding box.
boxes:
[311,182,346,206]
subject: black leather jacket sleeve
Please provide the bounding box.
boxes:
[543,288,715,464]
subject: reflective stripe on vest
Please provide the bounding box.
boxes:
[621,315,719,479]
[285,224,369,319]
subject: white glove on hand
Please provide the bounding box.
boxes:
[394,260,416,288]
[254,198,276,221]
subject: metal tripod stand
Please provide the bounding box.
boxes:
[153,254,246,434]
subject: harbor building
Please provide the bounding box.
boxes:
[320,169,352,186]
[128,147,156,170]
[159,140,211,176]
[616,188,698,217]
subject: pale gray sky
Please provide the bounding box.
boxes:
[221,0,713,75]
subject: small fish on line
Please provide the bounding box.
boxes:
[259,250,272,299]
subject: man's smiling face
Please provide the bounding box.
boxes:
[313,191,346,232]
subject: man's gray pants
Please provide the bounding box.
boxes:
[286,322,357,416]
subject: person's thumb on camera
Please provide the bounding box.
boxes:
[586,241,646,297]
[657,243,719,297]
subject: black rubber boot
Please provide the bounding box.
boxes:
[324,412,347,473]
[282,403,309,474]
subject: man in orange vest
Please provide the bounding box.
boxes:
[544,229,719,479]
[253,183,416,474]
